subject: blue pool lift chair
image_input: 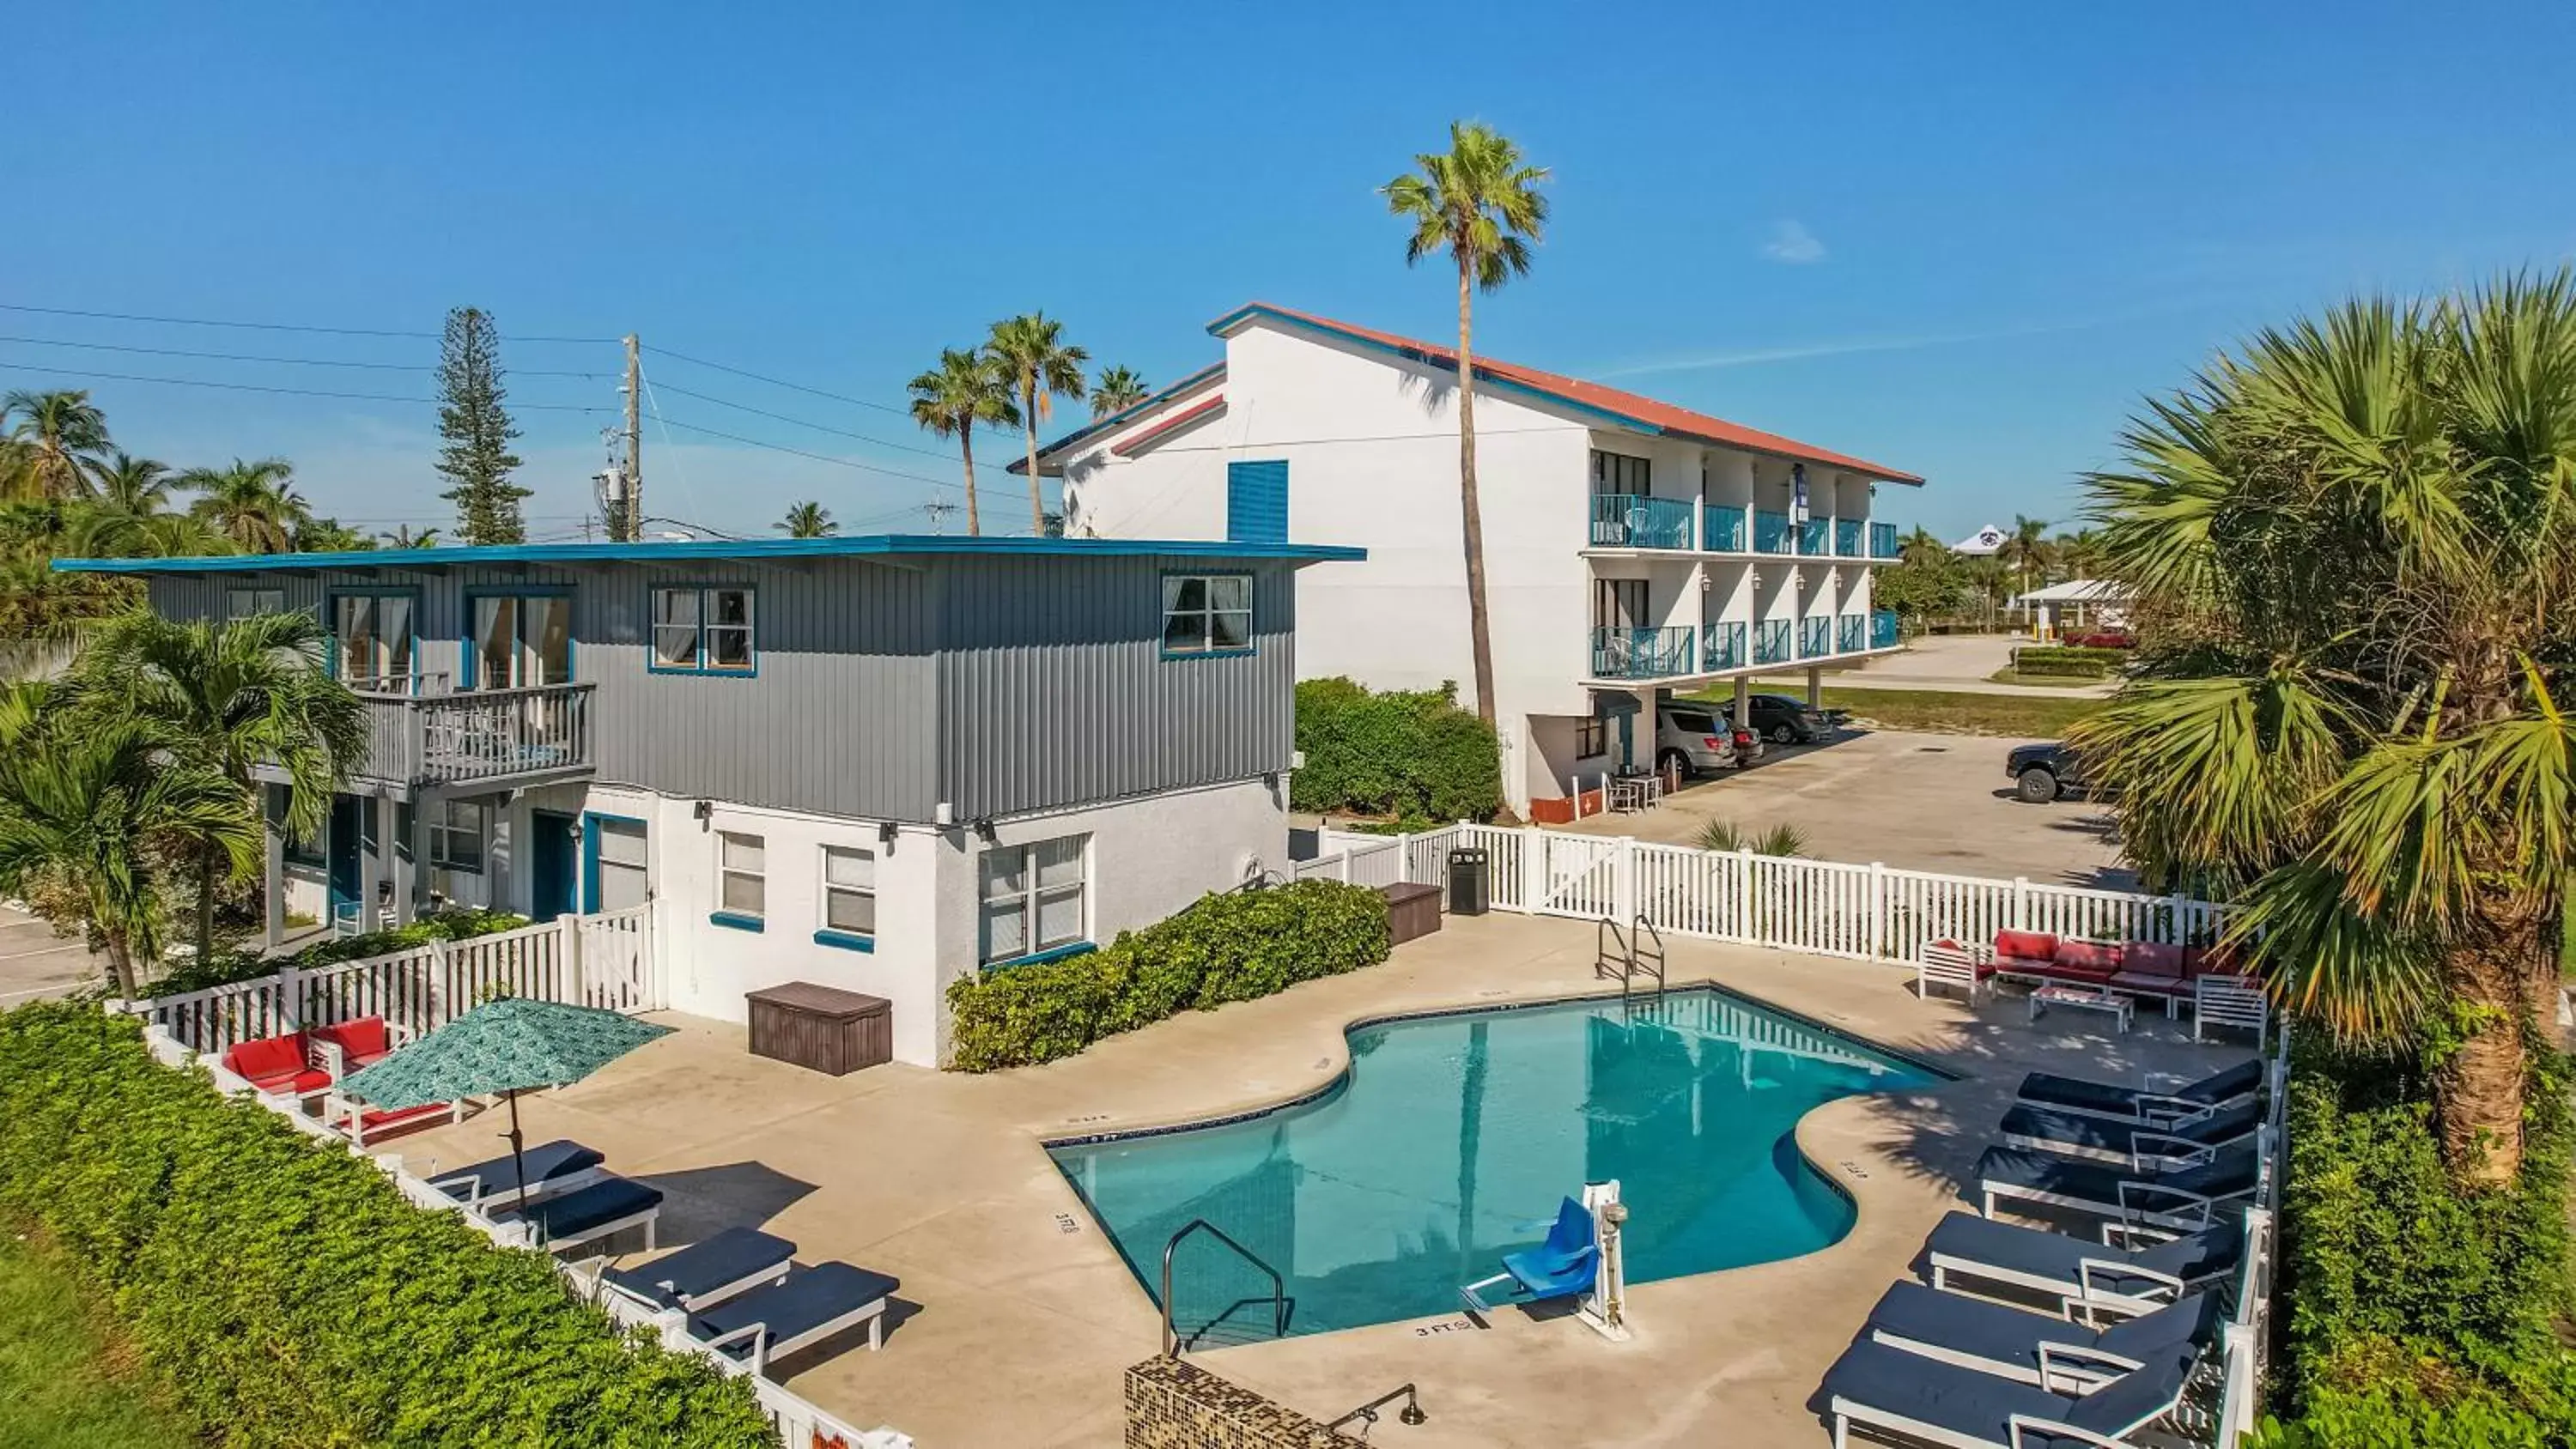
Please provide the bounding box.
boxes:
[1460,1197,1600,1320]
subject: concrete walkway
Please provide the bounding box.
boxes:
[1819,633,2116,699]
[386,912,2243,1447]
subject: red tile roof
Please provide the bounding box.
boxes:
[1208,301,1923,484]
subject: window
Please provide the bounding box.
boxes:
[817,845,876,948]
[1162,573,1252,656]
[1575,718,1607,759]
[424,798,489,908]
[226,587,285,621]
[714,830,764,927]
[1590,449,1650,495]
[471,593,573,688]
[980,834,1087,965]
[331,593,416,688]
[651,586,756,675]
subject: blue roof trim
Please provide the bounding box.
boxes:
[52,534,1367,576]
[1206,303,1663,435]
[1023,361,1228,470]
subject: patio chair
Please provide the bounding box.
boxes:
[429,1137,605,1210]
[1923,1210,2245,1324]
[309,1016,414,1079]
[687,1261,902,1375]
[2013,1058,2266,1125]
[2002,1096,2267,1167]
[1460,1197,1600,1318]
[220,1031,332,1108]
[599,1226,798,1313]
[1822,1337,2201,1449]
[1918,939,1996,1004]
[493,1174,664,1255]
[1864,1281,2226,1391]
[1974,1136,2263,1233]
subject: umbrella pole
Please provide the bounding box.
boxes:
[507,1088,528,1209]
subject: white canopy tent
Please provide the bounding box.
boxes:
[2007,578,2135,641]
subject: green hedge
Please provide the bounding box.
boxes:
[945,881,1391,1071]
[0,1003,777,1449]
[152,908,532,998]
[2010,645,2129,677]
[2251,1034,2576,1446]
[1291,676,1501,823]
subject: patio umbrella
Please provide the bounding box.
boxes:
[340,997,672,1200]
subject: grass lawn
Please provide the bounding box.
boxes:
[1686,681,2107,738]
[0,1231,197,1448]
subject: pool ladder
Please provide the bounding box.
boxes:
[1597,915,1666,1005]
[1160,1217,1294,1355]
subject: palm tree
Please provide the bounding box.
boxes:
[181,458,307,553]
[1382,121,1550,743]
[1898,524,1949,568]
[984,313,1089,537]
[2050,527,2106,581]
[777,500,837,538]
[94,452,172,515]
[2075,271,2576,1185]
[2,390,112,501]
[1998,514,2051,599]
[377,524,440,549]
[72,611,366,968]
[908,348,1019,537]
[1088,366,1151,421]
[64,505,234,561]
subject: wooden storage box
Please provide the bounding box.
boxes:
[745,982,892,1076]
[1379,882,1443,947]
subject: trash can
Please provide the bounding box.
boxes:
[1447,847,1491,916]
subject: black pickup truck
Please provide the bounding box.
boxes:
[2007,742,2085,803]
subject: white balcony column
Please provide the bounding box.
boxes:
[1732,677,1751,730]
[1805,668,1823,710]
[395,795,424,928]
[261,802,287,950]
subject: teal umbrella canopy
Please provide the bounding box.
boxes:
[341,998,672,1111]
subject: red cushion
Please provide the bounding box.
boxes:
[1994,931,2059,962]
[2041,961,2117,984]
[317,1016,391,1063]
[224,1033,308,1081]
[353,1101,448,1131]
[2119,942,2188,979]
[2054,938,2122,973]
[2107,971,2190,997]
[2183,943,2243,979]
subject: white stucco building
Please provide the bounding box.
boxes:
[1027,303,1925,817]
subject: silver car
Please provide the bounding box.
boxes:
[1655,706,1741,777]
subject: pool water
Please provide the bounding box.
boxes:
[1048,989,1940,1341]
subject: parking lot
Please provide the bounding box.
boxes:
[1561,725,2133,889]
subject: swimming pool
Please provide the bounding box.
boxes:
[1048,988,1941,1342]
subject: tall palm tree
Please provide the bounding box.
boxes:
[73,611,366,967]
[777,500,837,538]
[984,313,1089,537]
[64,505,234,561]
[181,458,307,553]
[1,390,111,501]
[2050,526,2106,581]
[94,452,172,515]
[1898,524,1949,568]
[1088,366,1151,421]
[908,348,1019,537]
[376,524,440,549]
[2075,271,2576,1185]
[1382,121,1550,743]
[1998,514,2051,598]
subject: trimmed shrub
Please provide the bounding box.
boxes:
[946,881,1390,1071]
[152,907,532,997]
[2008,645,2128,677]
[0,1003,776,1448]
[1291,676,1501,822]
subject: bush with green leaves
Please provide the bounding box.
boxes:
[0,1002,777,1449]
[151,906,532,997]
[1291,676,1501,823]
[2008,645,2127,677]
[946,881,1390,1071]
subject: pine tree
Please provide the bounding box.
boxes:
[434,306,529,544]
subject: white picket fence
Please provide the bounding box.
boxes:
[142,905,659,1058]
[1306,822,2234,962]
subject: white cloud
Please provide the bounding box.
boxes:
[1761,219,1827,265]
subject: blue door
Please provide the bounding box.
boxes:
[326,795,364,921]
[1225,460,1288,544]
[529,810,579,923]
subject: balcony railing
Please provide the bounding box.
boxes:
[1869,521,1900,560]
[1590,626,1698,680]
[1799,617,1832,658]
[355,682,595,788]
[1753,618,1793,665]
[1753,510,1793,554]
[1701,503,1747,553]
[1589,493,1694,550]
[1701,620,1747,672]
[1871,609,1900,649]
[1799,518,1832,555]
[1838,613,1866,653]
[1834,519,1864,558]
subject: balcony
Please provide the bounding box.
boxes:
[1870,521,1900,559]
[1753,618,1793,665]
[1589,626,1698,680]
[1799,617,1832,658]
[1834,519,1863,558]
[1702,503,1747,553]
[1753,510,1793,554]
[1838,614,1866,653]
[1589,493,1693,550]
[351,681,596,790]
[1871,609,1900,649]
[1798,518,1832,556]
[1701,620,1747,671]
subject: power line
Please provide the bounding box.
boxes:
[645,343,1019,440]
[0,333,610,377]
[647,380,981,464]
[0,361,616,412]
[0,301,612,344]
[651,417,962,490]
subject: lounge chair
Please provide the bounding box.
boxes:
[494,1175,664,1254]
[2014,1059,2266,1125]
[687,1262,902,1374]
[1460,1197,1599,1318]
[1923,1211,2244,1321]
[429,1138,605,1210]
[600,1226,797,1312]
[1975,1138,2262,1232]
[1822,1337,2200,1449]
[2002,1096,2267,1167]
[1864,1281,2226,1390]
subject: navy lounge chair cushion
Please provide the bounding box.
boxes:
[432,1138,603,1201]
[2003,1097,2268,1157]
[1868,1282,2223,1382]
[1923,1212,2242,1301]
[2017,1059,2264,1119]
[498,1176,661,1241]
[603,1226,797,1309]
[1976,1143,2259,1209]
[2061,1343,2201,1436]
[1824,1339,2078,1442]
[689,1262,900,1362]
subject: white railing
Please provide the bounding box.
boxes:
[142,905,660,1058]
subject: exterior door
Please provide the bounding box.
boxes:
[529,809,579,922]
[326,795,364,919]
[582,814,650,914]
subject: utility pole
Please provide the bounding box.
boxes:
[622,334,642,542]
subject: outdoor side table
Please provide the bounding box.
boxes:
[746,982,892,1076]
[2028,984,2132,1034]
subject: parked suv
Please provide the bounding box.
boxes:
[1747,693,1834,745]
[2008,741,2086,803]
[1655,706,1741,776]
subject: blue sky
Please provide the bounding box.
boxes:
[9,2,2573,543]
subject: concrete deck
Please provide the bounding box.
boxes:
[387,912,2246,1448]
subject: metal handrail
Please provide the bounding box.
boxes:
[1595,916,1631,983]
[1159,1217,1289,1355]
[1328,1383,1427,1434]
[1631,914,1666,999]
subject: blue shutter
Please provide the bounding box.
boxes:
[1225,460,1289,544]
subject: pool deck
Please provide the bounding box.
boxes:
[386,912,2251,1447]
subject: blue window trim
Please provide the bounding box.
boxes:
[812,928,875,953]
[320,583,424,683]
[981,940,1096,973]
[459,585,577,689]
[1157,570,1255,660]
[708,910,765,933]
[644,581,761,678]
[580,810,647,915]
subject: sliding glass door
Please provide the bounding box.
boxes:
[471,594,573,689]
[331,594,416,690]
